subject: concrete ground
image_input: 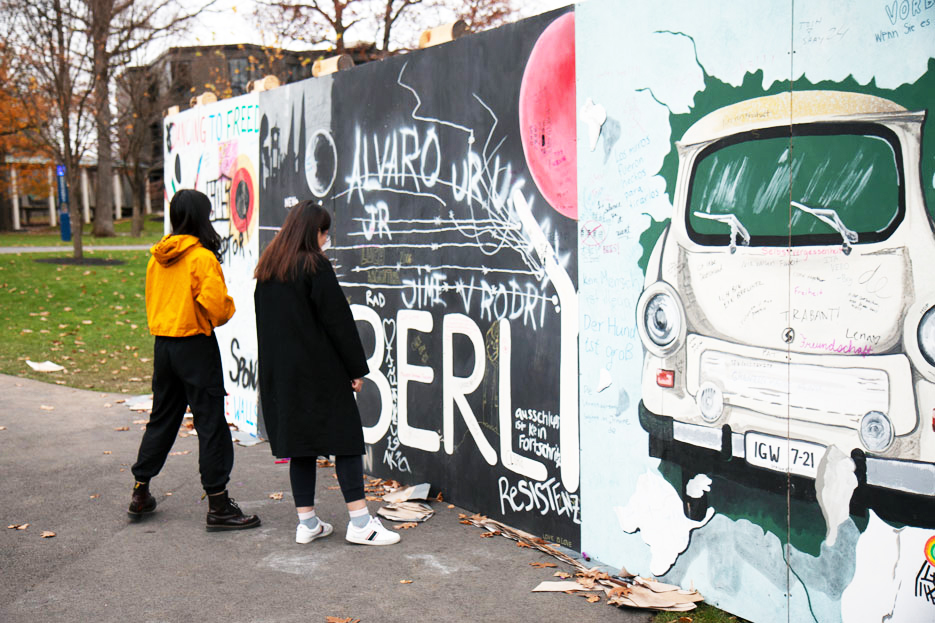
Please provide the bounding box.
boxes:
[0,374,652,623]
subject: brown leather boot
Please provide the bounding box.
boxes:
[127,481,156,520]
[206,491,261,531]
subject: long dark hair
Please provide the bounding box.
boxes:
[170,189,222,262]
[254,200,331,282]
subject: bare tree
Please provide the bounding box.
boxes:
[257,1,371,54]
[257,0,523,57]
[3,0,95,258]
[79,0,215,238]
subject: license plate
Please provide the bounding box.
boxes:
[744,433,823,479]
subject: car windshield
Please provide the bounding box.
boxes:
[687,126,902,247]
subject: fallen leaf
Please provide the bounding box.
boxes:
[165,492,173,496]
[40,405,54,411]
[169,450,190,456]
[102,451,112,455]
[607,586,631,598]
[394,522,418,530]
[82,320,93,325]
[89,494,100,499]
[0,426,6,431]
[269,492,284,500]
[480,531,499,538]
[517,541,534,549]
[399,580,413,584]
[316,458,335,468]
[677,618,693,623]
[584,595,601,603]
[326,485,340,490]
[325,617,358,623]
[554,571,571,579]
[115,399,126,404]
[435,491,444,502]
[365,495,382,501]
[113,426,129,431]
[41,531,56,538]
[447,504,454,509]
[133,420,147,425]
[530,562,557,568]
[7,523,29,530]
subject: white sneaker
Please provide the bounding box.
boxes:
[295,520,333,544]
[345,516,400,546]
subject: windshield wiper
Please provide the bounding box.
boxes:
[791,200,858,255]
[693,211,751,254]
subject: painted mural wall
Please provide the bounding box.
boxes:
[576,0,935,622]
[163,93,261,436]
[256,9,581,547]
[159,1,935,620]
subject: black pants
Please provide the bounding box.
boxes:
[289,455,365,507]
[132,334,233,495]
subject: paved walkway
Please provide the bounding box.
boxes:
[0,245,152,254]
[0,375,651,623]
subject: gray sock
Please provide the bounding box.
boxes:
[349,507,370,528]
[299,516,321,531]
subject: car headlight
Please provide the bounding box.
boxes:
[860,411,893,453]
[917,306,935,367]
[644,292,681,348]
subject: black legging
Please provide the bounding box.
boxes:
[289,455,365,507]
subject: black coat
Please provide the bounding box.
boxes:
[255,257,369,458]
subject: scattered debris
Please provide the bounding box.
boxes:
[377,501,434,523]
[113,426,129,432]
[102,451,112,455]
[269,492,284,500]
[232,430,263,447]
[399,580,413,584]
[382,483,430,504]
[7,523,29,530]
[40,405,55,411]
[532,581,601,592]
[26,360,65,372]
[0,426,6,431]
[394,522,418,530]
[317,458,335,468]
[132,419,147,425]
[325,617,360,623]
[103,403,112,408]
[40,531,56,538]
[530,562,557,568]
[461,513,705,612]
[89,494,100,499]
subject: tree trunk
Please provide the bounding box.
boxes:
[130,163,144,237]
[66,165,83,260]
[91,4,115,237]
[0,151,11,232]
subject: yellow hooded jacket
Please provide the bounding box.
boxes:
[145,235,235,337]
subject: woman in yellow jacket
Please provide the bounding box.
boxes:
[128,189,260,531]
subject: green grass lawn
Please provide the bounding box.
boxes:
[0,250,153,394]
[653,602,748,622]
[0,217,165,247]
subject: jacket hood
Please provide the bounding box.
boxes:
[151,235,202,266]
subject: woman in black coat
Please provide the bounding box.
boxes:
[254,200,399,546]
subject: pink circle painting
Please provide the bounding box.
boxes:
[518,12,577,220]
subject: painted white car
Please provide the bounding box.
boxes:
[636,91,935,515]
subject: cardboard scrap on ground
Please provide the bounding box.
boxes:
[461,513,704,613]
[231,430,264,447]
[377,501,434,523]
[26,360,65,372]
[125,395,153,412]
[382,483,431,503]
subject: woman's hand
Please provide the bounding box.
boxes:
[351,378,363,393]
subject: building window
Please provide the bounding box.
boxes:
[228,58,249,96]
[170,60,191,93]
